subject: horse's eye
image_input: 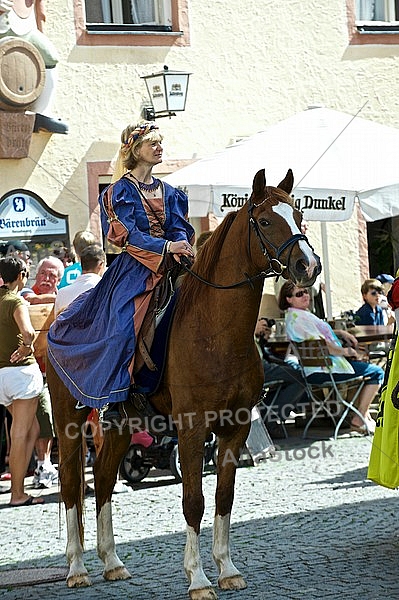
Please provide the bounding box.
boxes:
[259,218,270,227]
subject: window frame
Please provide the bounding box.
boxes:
[348,0,399,44]
[74,0,190,47]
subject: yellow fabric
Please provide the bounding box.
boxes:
[368,333,399,489]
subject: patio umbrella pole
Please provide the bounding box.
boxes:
[321,221,333,320]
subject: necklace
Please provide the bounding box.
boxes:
[130,174,160,193]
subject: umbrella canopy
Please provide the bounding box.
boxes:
[164,106,399,222]
[164,106,399,319]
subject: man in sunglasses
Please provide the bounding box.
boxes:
[355,279,385,326]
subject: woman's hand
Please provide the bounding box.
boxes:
[169,240,194,263]
[10,344,33,364]
[337,329,358,348]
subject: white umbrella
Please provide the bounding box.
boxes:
[164,106,399,316]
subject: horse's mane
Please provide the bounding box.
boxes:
[175,211,238,319]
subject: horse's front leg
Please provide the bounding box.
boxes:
[213,425,250,591]
[94,424,132,581]
[55,406,91,587]
[179,429,217,600]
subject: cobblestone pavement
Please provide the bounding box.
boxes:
[1,429,399,600]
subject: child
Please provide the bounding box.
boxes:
[355,279,385,326]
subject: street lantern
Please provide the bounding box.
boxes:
[141,66,191,119]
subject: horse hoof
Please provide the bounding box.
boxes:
[67,573,92,588]
[189,587,218,600]
[103,566,132,581]
[218,574,247,590]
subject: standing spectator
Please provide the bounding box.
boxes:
[21,256,64,488]
[57,231,98,289]
[0,256,44,506]
[55,244,105,316]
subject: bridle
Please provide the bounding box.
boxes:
[180,197,313,290]
[247,198,309,278]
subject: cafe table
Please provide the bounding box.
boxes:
[267,323,395,355]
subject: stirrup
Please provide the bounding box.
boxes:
[128,387,157,419]
[99,402,127,428]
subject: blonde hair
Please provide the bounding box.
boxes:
[111,120,163,183]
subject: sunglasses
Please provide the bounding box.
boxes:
[370,289,382,296]
[291,289,310,298]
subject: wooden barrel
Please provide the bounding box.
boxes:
[0,37,45,111]
[28,304,55,360]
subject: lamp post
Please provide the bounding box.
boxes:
[141,66,191,120]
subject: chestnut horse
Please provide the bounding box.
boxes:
[47,169,320,599]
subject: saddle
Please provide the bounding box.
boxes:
[134,263,183,377]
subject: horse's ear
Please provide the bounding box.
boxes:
[277,169,294,195]
[252,169,266,195]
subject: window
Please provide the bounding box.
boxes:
[356,0,399,22]
[75,0,189,46]
[348,0,399,43]
[85,0,172,32]
[355,0,399,31]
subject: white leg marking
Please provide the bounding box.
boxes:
[272,203,318,274]
[66,506,90,586]
[184,525,213,593]
[97,501,127,577]
[213,514,241,581]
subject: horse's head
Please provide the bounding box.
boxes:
[248,169,321,286]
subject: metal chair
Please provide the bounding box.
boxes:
[290,339,370,440]
[257,380,288,438]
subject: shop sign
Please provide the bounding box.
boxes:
[0,190,68,237]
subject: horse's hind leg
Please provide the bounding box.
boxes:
[93,425,132,582]
[213,426,249,591]
[179,429,217,600]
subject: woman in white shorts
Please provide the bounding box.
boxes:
[0,256,44,506]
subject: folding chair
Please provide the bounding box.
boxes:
[290,339,369,440]
[257,380,288,438]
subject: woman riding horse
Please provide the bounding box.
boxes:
[47,120,195,421]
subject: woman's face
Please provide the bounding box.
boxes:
[286,286,311,310]
[137,139,163,166]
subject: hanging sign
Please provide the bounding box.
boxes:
[0,189,68,237]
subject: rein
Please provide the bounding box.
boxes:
[180,200,311,290]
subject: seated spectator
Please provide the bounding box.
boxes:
[0,257,44,506]
[355,279,385,326]
[254,317,308,437]
[278,281,384,435]
[22,256,64,304]
[375,274,395,325]
[21,256,64,488]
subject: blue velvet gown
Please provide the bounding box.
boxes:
[47,176,195,408]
